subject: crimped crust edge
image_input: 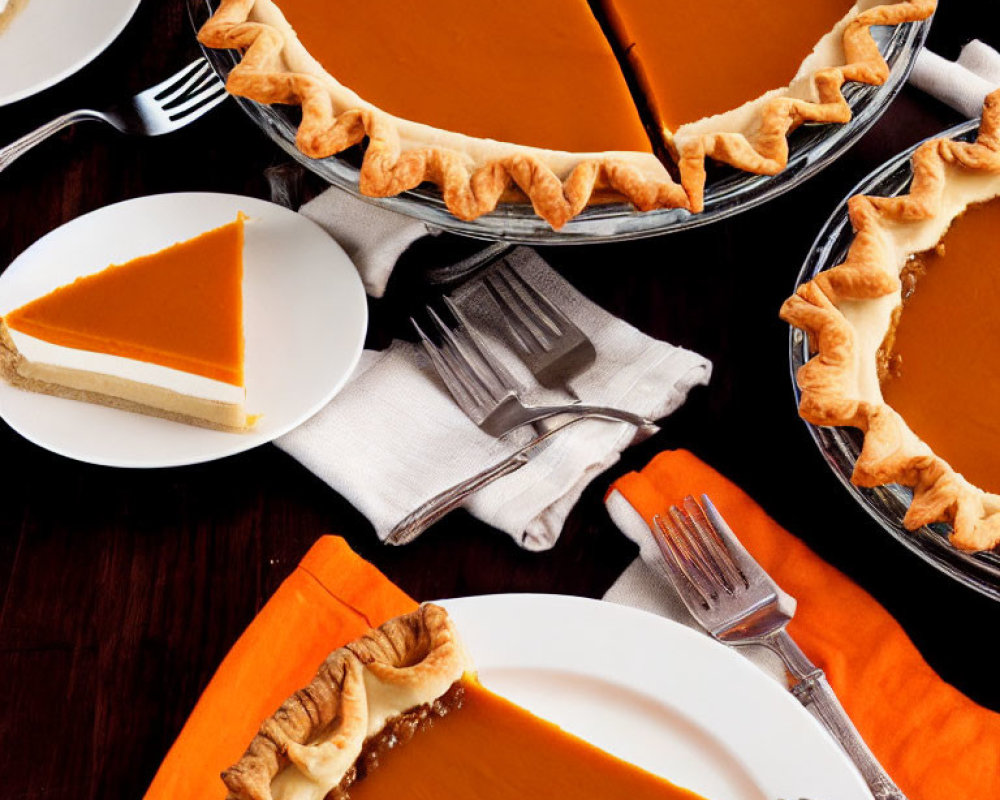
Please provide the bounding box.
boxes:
[780,90,1000,552]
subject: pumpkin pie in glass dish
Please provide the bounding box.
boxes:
[221,603,708,800]
[196,0,935,232]
[783,90,1000,558]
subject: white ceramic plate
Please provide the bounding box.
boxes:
[0,192,367,467]
[440,594,872,800]
[0,0,141,106]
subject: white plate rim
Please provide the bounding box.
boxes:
[439,593,872,800]
[0,0,142,106]
[0,191,368,468]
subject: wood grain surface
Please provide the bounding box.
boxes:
[1,3,998,798]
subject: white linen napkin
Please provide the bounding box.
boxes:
[298,188,437,297]
[276,247,711,550]
[603,490,788,683]
[909,40,1000,119]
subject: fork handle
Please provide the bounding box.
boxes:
[0,110,105,172]
[516,404,653,431]
[386,451,530,545]
[385,415,597,545]
[765,630,907,800]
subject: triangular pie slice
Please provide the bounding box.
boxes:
[781,90,1000,552]
[222,604,709,800]
[0,215,254,432]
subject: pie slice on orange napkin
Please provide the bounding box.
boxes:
[142,537,416,800]
[606,449,1000,800]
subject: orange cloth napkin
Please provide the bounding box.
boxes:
[143,537,417,800]
[607,450,1000,800]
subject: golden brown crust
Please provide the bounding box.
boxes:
[197,0,688,230]
[0,322,252,432]
[678,0,937,211]
[780,90,1000,552]
[199,1,933,226]
[222,604,471,800]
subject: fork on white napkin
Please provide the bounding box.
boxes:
[276,247,711,550]
[909,40,1000,118]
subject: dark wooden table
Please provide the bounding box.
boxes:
[2,4,998,798]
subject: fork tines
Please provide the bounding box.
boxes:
[652,496,748,607]
[483,262,569,354]
[147,58,227,124]
[411,298,514,423]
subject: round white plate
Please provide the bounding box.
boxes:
[440,594,872,800]
[0,0,141,106]
[0,192,368,468]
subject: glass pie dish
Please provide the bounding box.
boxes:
[789,118,1000,602]
[187,0,933,244]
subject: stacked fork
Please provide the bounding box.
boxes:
[390,286,653,544]
[277,247,711,548]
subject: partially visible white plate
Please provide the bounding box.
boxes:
[0,192,368,467]
[0,0,141,106]
[440,594,872,800]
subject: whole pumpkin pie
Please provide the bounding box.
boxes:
[781,89,1000,552]
[221,604,708,800]
[0,215,253,432]
[198,0,935,228]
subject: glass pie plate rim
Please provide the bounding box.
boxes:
[788,117,1000,602]
[187,0,933,244]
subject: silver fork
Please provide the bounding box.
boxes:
[652,495,906,800]
[413,297,646,437]
[479,260,596,389]
[0,58,227,172]
[385,302,655,545]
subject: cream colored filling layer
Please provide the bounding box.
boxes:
[7,328,244,404]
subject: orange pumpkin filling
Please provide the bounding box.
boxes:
[276,0,652,154]
[346,678,706,800]
[3,216,245,386]
[598,0,856,132]
[880,198,1000,496]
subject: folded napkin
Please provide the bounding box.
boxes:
[276,247,711,551]
[604,449,1000,800]
[298,187,436,298]
[143,537,418,800]
[909,40,1000,119]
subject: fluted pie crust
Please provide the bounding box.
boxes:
[781,90,1000,552]
[222,604,471,800]
[197,0,935,229]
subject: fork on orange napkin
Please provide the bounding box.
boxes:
[144,453,1000,800]
[605,450,1000,800]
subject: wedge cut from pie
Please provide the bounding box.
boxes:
[221,604,708,800]
[781,90,1000,552]
[0,215,254,432]
[198,0,934,228]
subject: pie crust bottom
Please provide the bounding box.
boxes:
[0,324,252,432]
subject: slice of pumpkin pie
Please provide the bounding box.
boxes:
[0,214,253,432]
[222,604,707,800]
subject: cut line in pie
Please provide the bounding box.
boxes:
[198,0,936,228]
